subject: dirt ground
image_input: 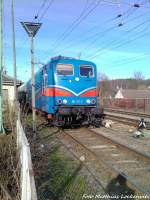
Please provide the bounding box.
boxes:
[25,114,150,200]
[25,114,106,200]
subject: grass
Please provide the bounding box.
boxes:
[25,114,97,200]
[0,134,20,200]
[35,147,94,200]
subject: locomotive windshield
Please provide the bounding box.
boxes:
[80,65,94,77]
[56,64,73,75]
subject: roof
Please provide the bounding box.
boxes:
[51,55,75,61]
[118,89,150,99]
[2,74,23,86]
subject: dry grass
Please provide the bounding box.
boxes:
[0,134,20,200]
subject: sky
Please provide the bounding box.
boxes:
[2,0,150,82]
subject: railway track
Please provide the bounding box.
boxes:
[104,108,150,119]
[104,108,150,128]
[61,127,150,197]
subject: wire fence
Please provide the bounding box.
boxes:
[102,98,150,114]
[17,108,37,200]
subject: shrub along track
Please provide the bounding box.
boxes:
[60,127,150,198]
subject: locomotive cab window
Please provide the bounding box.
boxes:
[80,65,94,77]
[56,64,73,75]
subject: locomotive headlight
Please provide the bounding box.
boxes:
[86,99,91,104]
[63,99,67,104]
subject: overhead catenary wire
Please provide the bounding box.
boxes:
[37,0,101,59]
[89,28,150,59]
[51,0,102,51]
[52,0,127,52]
[49,0,96,48]
[34,0,150,72]
[38,0,54,21]
[85,0,148,56]
[102,52,150,66]
[86,9,150,50]
[55,11,125,53]
[88,16,150,59]
[55,0,148,55]
[102,54,150,69]
[34,0,49,20]
[75,9,149,54]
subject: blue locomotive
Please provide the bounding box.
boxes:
[19,56,102,126]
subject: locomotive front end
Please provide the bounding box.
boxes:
[53,57,102,126]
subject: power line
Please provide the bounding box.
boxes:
[56,0,148,55]
[102,52,150,66]
[102,54,150,69]
[78,9,149,53]
[38,0,54,21]
[89,28,150,59]
[35,0,149,63]
[51,0,101,51]
[34,0,49,20]
[88,16,150,59]
[50,0,95,48]
[60,25,117,53]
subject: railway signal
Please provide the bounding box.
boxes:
[21,22,42,133]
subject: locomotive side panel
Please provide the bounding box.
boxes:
[35,62,56,114]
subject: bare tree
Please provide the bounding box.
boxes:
[133,71,145,80]
[98,72,109,81]
[97,73,112,98]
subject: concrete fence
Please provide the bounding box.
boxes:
[17,117,37,200]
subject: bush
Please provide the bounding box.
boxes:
[0,134,20,200]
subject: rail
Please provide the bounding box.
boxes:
[104,108,150,129]
[62,128,150,197]
[104,108,150,118]
[17,116,37,200]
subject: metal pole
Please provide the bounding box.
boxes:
[0,0,4,133]
[20,21,41,133]
[11,0,17,101]
[30,35,36,132]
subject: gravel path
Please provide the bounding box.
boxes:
[93,122,150,156]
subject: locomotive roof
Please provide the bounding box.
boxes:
[51,55,75,61]
[50,55,96,65]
